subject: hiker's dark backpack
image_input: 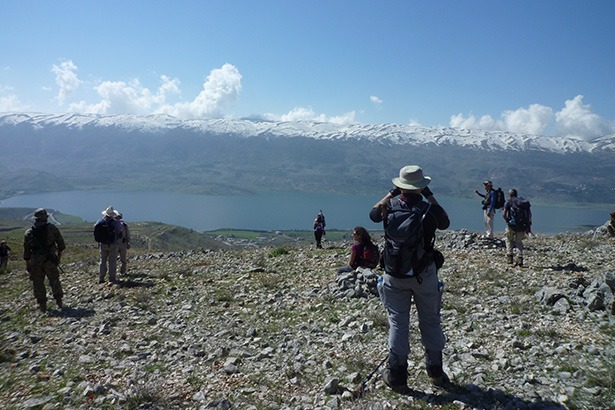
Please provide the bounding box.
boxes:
[94,219,116,244]
[494,188,506,209]
[382,198,431,277]
[314,214,325,232]
[361,242,380,269]
[507,198,532,232]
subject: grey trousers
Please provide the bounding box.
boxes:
[381,262,446,367]
[99,243,118,282]
[118,243,128,274]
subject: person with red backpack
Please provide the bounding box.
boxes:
[336,226,379,274]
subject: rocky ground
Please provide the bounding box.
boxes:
[0,230,614,410]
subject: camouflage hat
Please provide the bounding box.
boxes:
[34,208,48,219]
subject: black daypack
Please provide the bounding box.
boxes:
[494,188,506,209]
[507,198,531,232]
[382,198,431,277]
[94,219,116,244]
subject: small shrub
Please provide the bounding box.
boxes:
[535,328,560,340]
[517,329,531,337]
[269,247,289,257]
[0,346,15,363]
[132,288,153,310]
[124,380,168,409]
[214,288,233,303]
[257,273,283,289]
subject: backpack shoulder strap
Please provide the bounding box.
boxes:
[388,197,431,214]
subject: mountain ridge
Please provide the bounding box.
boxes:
[1,112,614,203]
[3,112,615,154]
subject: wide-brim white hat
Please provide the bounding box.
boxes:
[392,165,431,190]
[102,206,115,217]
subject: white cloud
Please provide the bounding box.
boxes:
[263,106,356,125]
[0,95,29,112]
[51,60,82,105]
[370,95,383,107]
[500,104,554,135]
[450,113,496,130]
[450,95,613,140]
[555,95,611,140]
[66,63,240,119]
[158,63,241,118]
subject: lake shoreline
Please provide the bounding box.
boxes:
[1,190,612,235]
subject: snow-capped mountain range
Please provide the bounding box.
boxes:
[2,112,614,154]
[1,112,614,203]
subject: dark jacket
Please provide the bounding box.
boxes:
[370,192,449,249]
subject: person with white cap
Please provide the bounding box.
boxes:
[114,210,131,275]
[475,180,497,239]
[369,165,450,392]
[23,208,66,311]
[93,206,121,284]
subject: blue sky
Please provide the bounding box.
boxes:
[1,1,614,139]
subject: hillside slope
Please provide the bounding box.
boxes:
[0,231,613,409]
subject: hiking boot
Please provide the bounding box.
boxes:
[506,254,514,265]
[56,298,63,309]
[515,257,524,267]
[427,365,450,387]
[382,365,408,394]
[38,301,47,312]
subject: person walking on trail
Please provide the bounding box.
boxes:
[0,240,11,271]
[114,211,131,275]
[23,208,66,312]
[502,189,532,267]
[336,226,379,274]
[475,180,497,239]
[94,206,121,284]
[369,165,451,393]
[313,210,326,249]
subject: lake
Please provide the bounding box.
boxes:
[0,190,612,234]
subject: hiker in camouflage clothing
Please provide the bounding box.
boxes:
[23,208,66,312]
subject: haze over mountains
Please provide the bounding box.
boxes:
[1,112,614,203]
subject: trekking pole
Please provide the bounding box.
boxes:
[352,354,388,399]
[58,265,66,274]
